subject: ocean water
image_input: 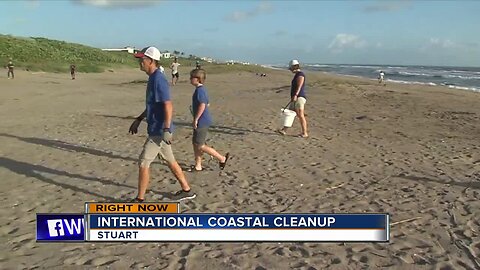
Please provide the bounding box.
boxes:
[270,64,480,92]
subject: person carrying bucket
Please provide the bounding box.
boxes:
[277,59,308,138]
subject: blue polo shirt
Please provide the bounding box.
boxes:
[146,69,174,136]
[192,85,213,128]
[291,71,306,98]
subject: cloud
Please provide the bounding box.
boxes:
[328,34,367,53]
[421,38,457,51]
[428,38,455,49]
[362,0,412,13]
[225,2,273,22]
[73,0,162,8]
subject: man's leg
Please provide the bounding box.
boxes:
[159,141,191,191]
[136,166,150,200]
[136,138,160,200]
[167,161,191,191]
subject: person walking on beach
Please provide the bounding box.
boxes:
[378,70,386,86]
[188,68,229,172]
[70,64,76,80]
[129,46,196,202]
[170,57,180,86]
[277,59,308,138]
[7,59,14,79]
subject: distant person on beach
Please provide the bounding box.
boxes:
[170,57,180,86]
[129,46,196,202]
[195,60,201,69]
[7,59,14,79]
[188,68,230,172]
[70,64,76,80]
[277,59,308,138]
[378,70,386,86]
[159,65,165,74]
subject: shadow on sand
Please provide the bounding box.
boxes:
[0,133,136,162]
[395,173,480,190]
[0,157,173,201]
[97,114,278,136]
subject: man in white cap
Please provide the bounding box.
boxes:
[277,59,308,138]
[128,46,196,202]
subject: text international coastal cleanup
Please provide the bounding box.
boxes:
[95,216,337,228]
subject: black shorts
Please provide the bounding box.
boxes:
[172,72,179,78]
[192,127,208,145]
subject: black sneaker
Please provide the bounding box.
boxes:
[129,197,144,202]
[172,190,196,201]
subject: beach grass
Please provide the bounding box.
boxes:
[1,34,273,74]
[1,34,137,73]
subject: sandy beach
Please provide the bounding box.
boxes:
[1,67,479,269]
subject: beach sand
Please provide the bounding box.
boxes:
[1,67,479,269]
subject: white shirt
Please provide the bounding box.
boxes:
[171,62,180,74]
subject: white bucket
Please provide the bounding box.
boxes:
[281,108,297,127]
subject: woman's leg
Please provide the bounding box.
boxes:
[295,108,308,137]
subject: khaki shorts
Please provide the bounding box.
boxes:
[139,136,176,167]
[289,97,307,110]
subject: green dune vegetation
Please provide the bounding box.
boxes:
[0,34,138,73]
[0,34,270,74]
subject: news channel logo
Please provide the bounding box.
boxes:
[36,214,85,241]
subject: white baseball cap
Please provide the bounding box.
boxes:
[134,46,161,61]
[289,59,300,67]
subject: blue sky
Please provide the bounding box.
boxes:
[1,0,479,66]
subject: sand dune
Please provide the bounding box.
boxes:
[1,67,479,269]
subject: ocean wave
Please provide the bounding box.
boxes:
[398,71,433,77]
[386,79,437,86]
[261,65,284,70]
[442,74,480,80]
[306,64,331,68]
[447,85,480,92]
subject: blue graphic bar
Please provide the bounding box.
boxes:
[89,213,388,229]
[36,214,85,242]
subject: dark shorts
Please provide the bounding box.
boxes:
[172,72,179,78]
[192,127,208,145]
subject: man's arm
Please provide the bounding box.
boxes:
[163,101,173,129]
[161,101,174,144]
[129,109,146,135]
[136,110,147,121]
